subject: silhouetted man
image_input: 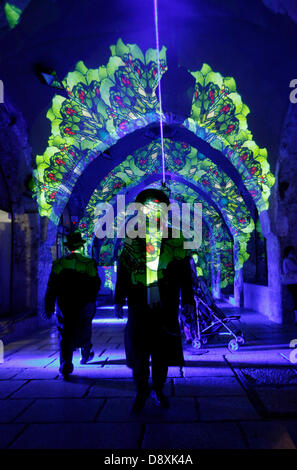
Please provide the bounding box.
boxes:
[115,188,195,413]
[44,231,101,378]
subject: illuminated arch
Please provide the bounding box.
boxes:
[34,38,274,222]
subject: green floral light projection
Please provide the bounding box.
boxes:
[34,38,274,227]
[1,1,31,29]
[78,139,252,276]
[34,39,166,222]
[4,2,21,28]
[186,64,275,212]
[83,169,235,287]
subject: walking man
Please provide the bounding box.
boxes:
[115,188,195,413]
[44,231,101,378]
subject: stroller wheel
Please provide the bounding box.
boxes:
[228,339,239,353]
[192,340,202,349]
[236,335,245,345]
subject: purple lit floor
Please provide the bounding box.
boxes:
[1,303,297,449]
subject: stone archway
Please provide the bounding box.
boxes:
[34,39,277,321]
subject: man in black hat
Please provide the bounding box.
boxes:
[44,231,101,378]
[115,188,195,413]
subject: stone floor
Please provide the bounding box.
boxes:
[1,303,297,449]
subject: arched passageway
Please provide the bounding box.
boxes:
[33,39,282,321]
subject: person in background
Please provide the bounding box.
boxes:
[114,188,195,414]
[283,246,297,323]
[43,231,101,379]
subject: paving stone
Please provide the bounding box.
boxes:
[87,379,137,397]
[0,380,27,398]
[89,365,133,378]
[143,422,246,449]
[12,369,59,380]
[2,357,57,368]
[225,351,288,367]
[0,424,26,449]
[255,387,297,415]
[182,366,234,377]
[98,397,198,422]
[281,421,297,447]
[199,396,259,421]
[0,400,33,423]
[15,398,104,422]
[11,379,90,398]
[240,421,296,449]
[0,368,23,379]
[10,423,142,449]
[174,377,245,396]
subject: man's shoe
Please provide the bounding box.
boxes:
[130,392,148,415]
[59,362,74,380]
[151,390,170,408]
[80,349,95,365]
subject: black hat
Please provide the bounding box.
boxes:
[135,188,170,205]
[64,231,86,250]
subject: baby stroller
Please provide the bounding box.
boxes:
[180,274,245,353]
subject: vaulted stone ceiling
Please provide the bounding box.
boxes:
[1,0,297,173]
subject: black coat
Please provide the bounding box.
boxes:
[115,234,194,368]
[45,253,101,347]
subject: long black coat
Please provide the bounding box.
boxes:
[115,234,194,368]
[45,253,101,348]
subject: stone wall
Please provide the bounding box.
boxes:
[0,98,40,323]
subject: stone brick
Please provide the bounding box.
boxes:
[15,398,104,422]
[143,422,246,449]
[10,423,142,449]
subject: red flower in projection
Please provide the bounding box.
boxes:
[119,120,128,130]
[48,173,56,181]
[134,67,141,77]
[78,90,86,103]
[65,107,77,116]
[194,90,198,100]
[239,152,248,162]
[250,166,257,175]
[208,90,215,105]
[49,191,57,200]
[64,127,75,135]
[182,142,188,149]
[121,76,132,87]
[139,158,147,165]
[225,124,235,134]
[239,218,246,224]
[152,69,157,79]
[55,158,65,166]
[115,95,125,107]
[220,104,230,114]
[95,87,100,97]
[113,182,122,189]
[202,179,210,186]
[80,223,87,229]
[146,243,155,254]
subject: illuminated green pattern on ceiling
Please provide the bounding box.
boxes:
[34,38,274,224]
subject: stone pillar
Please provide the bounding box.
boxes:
[233,242,244,307]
